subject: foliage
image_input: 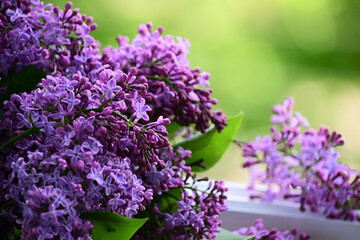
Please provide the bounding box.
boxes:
[175,113,243,172]
[80,211,148,240]
[217,228,254,240]
[0,67,45,105]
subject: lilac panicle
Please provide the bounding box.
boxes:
[0,1,229,239]
[0,0,100,79]
[1,70,164,238]
[134,171,228,240]
[102,22,227,133]
[243,98,360,221]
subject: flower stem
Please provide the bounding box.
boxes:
[145,75,173,86]
[112,111,134,127]
[0,127,40,152]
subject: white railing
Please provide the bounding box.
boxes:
[218,182,360,240]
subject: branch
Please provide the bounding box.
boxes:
[0,127,40,152]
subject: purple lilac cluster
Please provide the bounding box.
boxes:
[0,1,228,239]
[0,0,100,80]
[1,70,161,239]
[134,176,228,240]
[242,98,360,221]
[102,22,227,133]
[161,179,228,240]
[233,219,310,240]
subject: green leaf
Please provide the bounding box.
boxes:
[155,187,182,213]
[0,66,45,104]
[10,228,21,240]
[80,211,148,240]
[166,121,183,140]
[217,228,255,240]
[135,187,182,231]
[174,113,243,172]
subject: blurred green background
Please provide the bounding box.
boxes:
[46,0,360,182]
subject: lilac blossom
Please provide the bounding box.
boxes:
[0,0,100,78]
[0,69,170,239]
[133,98,151,122]
[134,175,228,240]
[102,22,227,133]
[0,1,229,239]
[242,98,360,221]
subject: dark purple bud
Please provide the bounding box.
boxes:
[86,17,93,25]
[3,1,11,9]
[129,67,137,76]
[146,22,153,32]
[90,23,97,31]
[54,6,60,14]
[65,2,73,10]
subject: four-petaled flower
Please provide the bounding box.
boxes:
[40,204,66,225]
[62,91,81,112]
[132,98,151,121]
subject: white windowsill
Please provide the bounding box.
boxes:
[201,182,360,240]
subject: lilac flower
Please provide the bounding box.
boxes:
[11,157,28,179]
[137,177,228,240]
[108,193,126,212]
[0,3,228,239]
[1,0,99,77]
[34,115,57,133]
[133,97,151,121]
[16,112,32,129]
[74,47,98,64]
[154,86,175,107]
[58,77,78,91]
[82,136,103,154]
[104,176,116,196]
[42,28,71,45]
[40,204,66,225]
[243,98,360,221]
[101,78,122,99]
[51,189,69,208]
[125,201,139,218]
[87,167,104,185]
[37,227,54,240]
[0,67,159,236]
[6,9,26,23]
[61,131,75,146]
[198,72,210,87]
[78,116,95,132]
[173,212,190,226]
[62,91,81,112]
[102,22,227,133]
[67,145,84,163]
[177,199,193,212]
